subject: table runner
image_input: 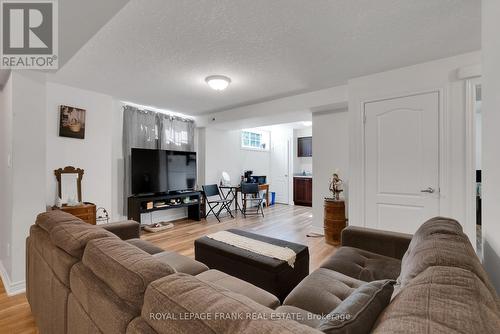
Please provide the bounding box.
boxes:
[206,230,297,267]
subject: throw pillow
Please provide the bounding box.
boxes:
[317,279,395,334]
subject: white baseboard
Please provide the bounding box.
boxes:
[0,260,26,296]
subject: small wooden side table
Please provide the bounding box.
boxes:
[52,202,97,225]
[324,199,347,245]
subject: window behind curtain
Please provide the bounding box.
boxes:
[158,113,194,151]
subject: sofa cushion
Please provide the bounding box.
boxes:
[197,269,280,309]
[373,266,500,334]
[127,238,165,255]
[142,273,321,334]
[67,293,104,334]
[283,268,364,315]
[70,263,138,333]
[320,247,401,281]
[36,210,83,233]
[274,305,322,329]
[127,317,157,334]
[50,220,117,258]
[83,237,175,306]
[153,251,209,275]
[340,226,412,259]
[397,217,496,296]
[318,279,394,334]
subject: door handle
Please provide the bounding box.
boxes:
[420,187,435,194]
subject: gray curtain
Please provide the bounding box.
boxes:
[122,105,195,216]
[158,113,195,151]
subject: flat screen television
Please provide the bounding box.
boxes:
[131,148,196,195]
[166,150,197,192]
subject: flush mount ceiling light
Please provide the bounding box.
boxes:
[205,75,231,91]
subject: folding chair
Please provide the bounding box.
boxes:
[202,184,234,222]
[241,183,265,218]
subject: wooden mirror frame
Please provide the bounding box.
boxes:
[54,166,84,203]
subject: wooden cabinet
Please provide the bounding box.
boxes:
[324,199,347,245]
[293,177,312,206]
[297,137,312,157]
[52,202,97,225]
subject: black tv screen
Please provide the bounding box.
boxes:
[131,148,197,195]
[131,148,168,195]
[167,151,197,191]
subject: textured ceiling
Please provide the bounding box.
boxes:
[49,0,480,115]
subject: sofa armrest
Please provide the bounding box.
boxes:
[341,226,412,260]
[101,220,140,240]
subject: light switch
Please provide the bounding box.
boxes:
[7,153,12,167]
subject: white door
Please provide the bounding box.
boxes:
[364,92,440,234]
[270,133,290,204]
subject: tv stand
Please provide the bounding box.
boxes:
[170,190,192,195]
[127,191,202,224]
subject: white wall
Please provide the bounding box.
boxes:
[199,85,348,128]
[475,106,482,170]
[196,127,206,187]
[202,125,297,207]
[348,51,481,244]
[293,127,312,175]
[0,73,13,279]
[312,109,349,232]
[0,71,47,292]
[46,82,114,216]
[8,72,47,287]
[203,128,271,185]
[481,0,500,292]
[111,100,126,220]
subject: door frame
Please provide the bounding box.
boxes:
[465,77,481,254]
[356,88,447,229]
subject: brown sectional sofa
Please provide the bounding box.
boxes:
[27,211,309,334]
[278,218,500,333]
[27,212,500,333]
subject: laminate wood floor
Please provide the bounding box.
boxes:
[0,282,38,334]
[0,204,336,333]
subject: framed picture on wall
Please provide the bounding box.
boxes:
[59,105,86,139]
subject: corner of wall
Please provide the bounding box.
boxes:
[312,108,349,232]
[0,260,25,296]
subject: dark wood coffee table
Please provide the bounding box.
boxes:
[194,229,309,302]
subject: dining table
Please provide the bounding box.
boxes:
[219,183,270,214]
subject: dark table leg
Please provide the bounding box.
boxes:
[234,189,244,214]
